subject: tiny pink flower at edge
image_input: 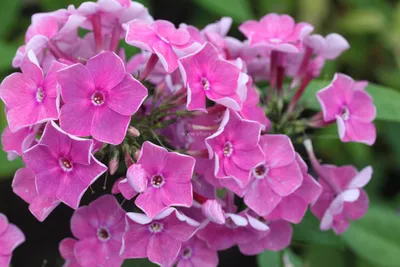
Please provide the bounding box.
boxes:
[0,213,25,267]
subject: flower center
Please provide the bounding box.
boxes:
[341,106,350,121]
[151,174,165,188]
[92,91,105,106]
[223,141,233,157]
[36,88,44,102]
[97,228,110,241]
[59,158,73,172]
[182,247,192,259]
[149,222,163,233]
[201,77,210,90]
[253,164,268,179]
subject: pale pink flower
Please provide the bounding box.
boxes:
[239,13,313,53]
[317,73,376,145]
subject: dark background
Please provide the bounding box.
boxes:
[1,0,400,266]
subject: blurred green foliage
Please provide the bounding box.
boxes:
[0,0,399,267]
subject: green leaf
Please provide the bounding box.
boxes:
[257,250,280,267]
[338,9,386,34]
[341,205,400,267]
[257,249,303,267]
[301,80,400,122]
[298,0,329,30]
[122,259,157,267]
[305,245,346,267]
[41,0,91,10]
[0,0,21,38]
[258,0,295,17]
[192,0,254,23]
[0,42,18,71]
[292,211,344,246]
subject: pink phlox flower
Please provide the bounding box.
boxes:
[305,140,372,234]
[239,80,271,131]
[59,238,81,267]
[305,33,349,60]
[124,19,197,73]
[127,141,195,218]
[0,52,66,132]
[205,109,264,187]
[179,43,248,112]
[22,121,107,209]
[239,13,314,53]
[238,213,292,255]
[70,195,126,267]
[317,73,376,145]
[264,154,322,223]
[0,213,25,267]
[121,208,199,267]
[1,123,43,159]
[175,236,219,267]
[12,167,61,222]
[237,134,303,217]
[57,51,148,145]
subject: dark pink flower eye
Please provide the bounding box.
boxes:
[92,91,105,105]
[151,174,164,187]
[97,228,110,241]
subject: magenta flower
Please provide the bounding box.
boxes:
[124,19,193,73]
[175,236,219,267]
[240,135,303,216]
[0,213,25,267]
[12,167,60,222]
[22,121,107,209]
[239,80,271,131]
[70,195,125,267]
[57,51,148,145]
[238,218,293,254]
[59,238,80,267]
[305,140,372,234]
[128,141,195,218]
[239,13,313,53]
[317,73,376,145]
[264,154,322,223]
[205,109,264,187]
[305,33,349,60]
[0,52,65,132]
[179,43,248,112]
[121,208,199,266]
[1,124,40,159]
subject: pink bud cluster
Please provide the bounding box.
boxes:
[0,1,377,266]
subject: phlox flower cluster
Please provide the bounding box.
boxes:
[0,1,376,266]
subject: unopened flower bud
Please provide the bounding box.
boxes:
[134,149,141,160]
[108,150,120,175]
[201,199,226,225]
[127,126,140,137]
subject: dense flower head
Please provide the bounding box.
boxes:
[0,214,25,267]
[0,1,379,266]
